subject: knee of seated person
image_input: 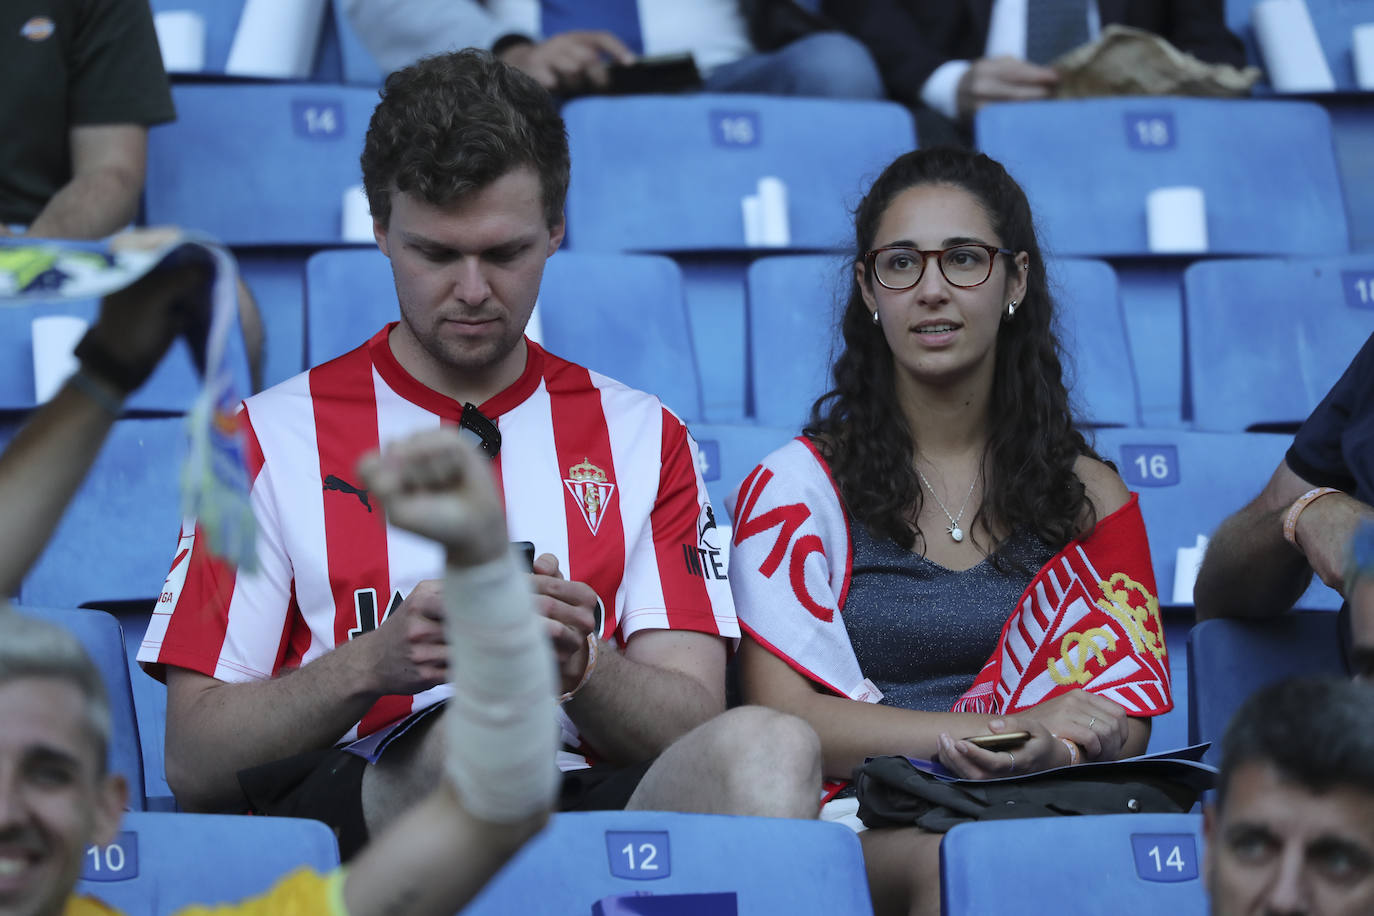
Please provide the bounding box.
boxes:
[778,32,885,99]
[707,708,821,799]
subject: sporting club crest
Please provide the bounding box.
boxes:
[564,457,616,535]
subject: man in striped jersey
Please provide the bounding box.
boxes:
[139,49,820,855]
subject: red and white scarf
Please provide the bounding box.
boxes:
[732,438,1171,793]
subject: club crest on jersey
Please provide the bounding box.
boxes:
[564,457,615,535]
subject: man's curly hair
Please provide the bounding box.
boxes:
[360,49,570,229]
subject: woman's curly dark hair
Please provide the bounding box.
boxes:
[804,147,1097,556]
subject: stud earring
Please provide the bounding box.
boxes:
[872,310,880,325]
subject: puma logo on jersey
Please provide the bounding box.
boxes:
[699,505,718,544]
[324,474,372,512]
[684,504,727,580]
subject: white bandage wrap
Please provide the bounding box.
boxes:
[443,547,560,823]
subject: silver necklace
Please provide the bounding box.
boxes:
[915,467,977,543]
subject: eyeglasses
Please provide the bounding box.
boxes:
[865,244,1015,290]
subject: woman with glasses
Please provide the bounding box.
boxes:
[729,147,1170,916]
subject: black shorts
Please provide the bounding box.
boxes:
[238,747,369,859]
[239,751,655,861]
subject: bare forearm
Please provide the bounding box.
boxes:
[0,380,118,594]
[778,690,993,780]
[564,644,722,763]
[165,643,388,810]
[1194,505,1313,619]
[27,166,142,239]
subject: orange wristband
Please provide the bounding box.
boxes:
[1282,487,1340,550]
[1054,735,1081,765]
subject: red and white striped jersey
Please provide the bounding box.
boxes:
[139,325,737,755]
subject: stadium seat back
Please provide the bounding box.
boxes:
[77,811,339,915]
[1187,614,1346,762]
[460,810,872,914]
[975,98,1347,257]
[1091,428,1341,611]
[941,813,1208,915]
[538,253,703,421]
[1227,0,1374,90]
[146,84,379,246]
[329,0,384,83]
[687,422,796,524]
[745,254,848,429]
[146,0,247,74]
[1051,258,1139,426]
[20,418,186,609]
[12,606,146,811]
[305,247,394,365]
[562,95,915,252]
[1184,256,1374,431]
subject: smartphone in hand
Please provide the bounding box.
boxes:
[962,730,1031,751]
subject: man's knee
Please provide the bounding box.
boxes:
[777,32,886,99]
[700,706,821,802]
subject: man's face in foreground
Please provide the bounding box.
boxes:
[0,677,124,916]
[1207,759,1374,916]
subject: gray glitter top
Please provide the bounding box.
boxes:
[841,521,1057,713]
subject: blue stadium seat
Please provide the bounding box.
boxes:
[145,84,380,246]
[148,0,335,80]
[538,253,703,421]
[1226,0,1374,91]
[77,811,339,916]
[1050,258,1140,426]
[1152,612,1195,755]
[329,0,384,84]
[306,248,706,420]
[239,252,307,389]
[1111,261,1189,427]
[744,254,848,430]
[941,813,1207,915]
[1184,256,1374,431]
[1326,101,1374,253]
[562,95,915,421]
[459,810,872,915]
[687,422,796,522]
[562,95,914,253]
[305,246,393,365]
[0,297,249,414]
[13,606,147,811]
[1187,614,1345,764]
[146,0,248,75]
[745,255,1138,430]
[975,98,1348,258]
[20,417,185,610]
[1091,428,1341,612]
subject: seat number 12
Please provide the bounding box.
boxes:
[606,830,671,880]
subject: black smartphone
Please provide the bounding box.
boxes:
[513,541,536,571]
[606,52,702,95]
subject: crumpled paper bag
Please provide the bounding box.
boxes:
[1053,25,1261,98]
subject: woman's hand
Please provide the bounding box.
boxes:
[936,715,1063,779]
[1022,689,1128,761]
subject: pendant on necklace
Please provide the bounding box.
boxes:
[949,525,964,543]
